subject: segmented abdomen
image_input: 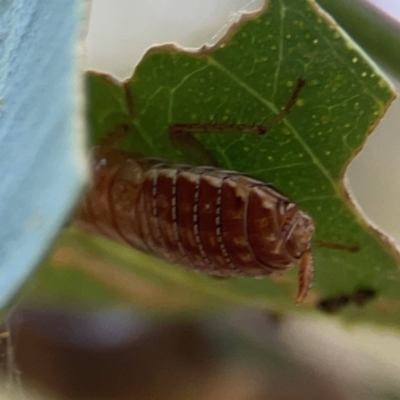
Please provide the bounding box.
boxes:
[77,153,301,277]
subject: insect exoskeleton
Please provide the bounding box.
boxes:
[77,146,315,304]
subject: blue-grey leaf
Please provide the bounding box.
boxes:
[0,0,87,309]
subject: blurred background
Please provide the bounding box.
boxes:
[5,1,400,399]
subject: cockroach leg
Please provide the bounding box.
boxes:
[169,125,219,166]
[169,122,268,166]
[169,78,306,166]
[313,240,359,253]
[296,248,313,304]
[269,77,305,127]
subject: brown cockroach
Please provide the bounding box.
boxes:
[77,79,319,304]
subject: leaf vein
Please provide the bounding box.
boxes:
[208,56,338,194]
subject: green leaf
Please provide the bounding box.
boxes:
[37,0,400,326]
